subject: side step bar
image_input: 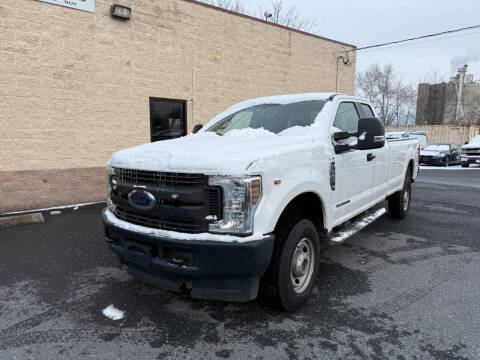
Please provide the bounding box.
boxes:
[328,208,386,245]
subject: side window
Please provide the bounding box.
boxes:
[358,103,375,118]
[333,102,359,133]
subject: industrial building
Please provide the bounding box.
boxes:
[0,0,356,213]
[416,65,480,126]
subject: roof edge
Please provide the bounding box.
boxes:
[182,0,356,49]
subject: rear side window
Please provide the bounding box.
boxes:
[334,102,359,133]
[358,103,375,118]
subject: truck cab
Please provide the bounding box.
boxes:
[103,93,419,310]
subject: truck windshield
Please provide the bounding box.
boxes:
[206,100,326,135]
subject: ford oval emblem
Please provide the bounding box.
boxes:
[128,190,156,210]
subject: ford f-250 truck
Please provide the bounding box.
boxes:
[103,93,419,310]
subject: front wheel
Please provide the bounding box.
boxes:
[387,174,411,219]
[261,219,320,311]
[444,157,450,167]
[462,163,469,168]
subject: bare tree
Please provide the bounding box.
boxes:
[201,0,318,33]
[267,0,318,33]
[356,64,417,126]
[420,65,447,84]
[203,0,246,14]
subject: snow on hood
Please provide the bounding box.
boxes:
[108,127,319,176]
[462,135,480,149]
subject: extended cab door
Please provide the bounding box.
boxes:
[332,102,376,223]
[357,103,389,203]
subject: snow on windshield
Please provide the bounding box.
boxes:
[424,145,449,151]
[206,100,326,135]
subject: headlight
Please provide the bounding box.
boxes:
[106,166,116,212]
[208,176,262,235]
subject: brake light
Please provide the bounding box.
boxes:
[417,144,420,165]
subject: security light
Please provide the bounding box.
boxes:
[111,4,131,20]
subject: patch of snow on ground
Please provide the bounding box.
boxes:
[102,305,124,320]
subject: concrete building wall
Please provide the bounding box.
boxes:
[0,0,356,213]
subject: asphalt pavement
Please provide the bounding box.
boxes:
[1,168,480,359]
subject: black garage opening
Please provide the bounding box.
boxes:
[149,97,187,142]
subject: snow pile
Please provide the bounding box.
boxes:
[102,305,124,320]
[105,209,266,243]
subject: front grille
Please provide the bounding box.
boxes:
[420,156,433,160]
[463,149,480,155]
[115,168,207,187]
[114,206,206,233]
[206,188,221,216]
[111,168,222,234]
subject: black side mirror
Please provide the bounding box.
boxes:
[357,117,385,150]
[192,124,203,134]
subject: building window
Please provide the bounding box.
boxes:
[149,98,187,142]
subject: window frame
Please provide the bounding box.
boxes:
[357,102,375,118]
[149,97,187,142]
[333,101,361,134]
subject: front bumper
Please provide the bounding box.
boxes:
[420,156,446,165]
[461,154,480,165]
[102,209,274,302]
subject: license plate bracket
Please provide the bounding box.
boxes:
[125,241,152,268]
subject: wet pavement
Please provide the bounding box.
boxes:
[1,168,480,359]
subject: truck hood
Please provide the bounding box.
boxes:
[107,128,317,176]
[420,150,446,156]
[462,135,480,150]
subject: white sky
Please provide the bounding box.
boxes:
[240,0,480,86]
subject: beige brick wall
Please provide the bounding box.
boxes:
[0,0,355,212]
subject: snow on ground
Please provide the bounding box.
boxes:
[420,165,480,170]
[102,305,124,320]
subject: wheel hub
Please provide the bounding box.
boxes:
[403,187,409,211]
[291,238,315,293]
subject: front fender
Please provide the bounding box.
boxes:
[251,155,332,234]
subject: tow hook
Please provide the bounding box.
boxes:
[178,280,193,295]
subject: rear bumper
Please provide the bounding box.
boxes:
[102,209,274,302]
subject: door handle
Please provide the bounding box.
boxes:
[367,153,376,162]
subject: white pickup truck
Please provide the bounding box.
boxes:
[103,93,419,310]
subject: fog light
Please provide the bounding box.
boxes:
[111,4,131,20]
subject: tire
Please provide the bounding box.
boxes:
[444,157,450,167]
[462,163,469,168]
[387,173,411,219]
[261,219,320,311]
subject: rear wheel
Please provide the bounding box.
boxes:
[462,163,469,168]
[387,173,411,219]
[444,157,450,167]
[261,219,320,311]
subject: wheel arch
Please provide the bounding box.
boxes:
[273,192,326,235]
